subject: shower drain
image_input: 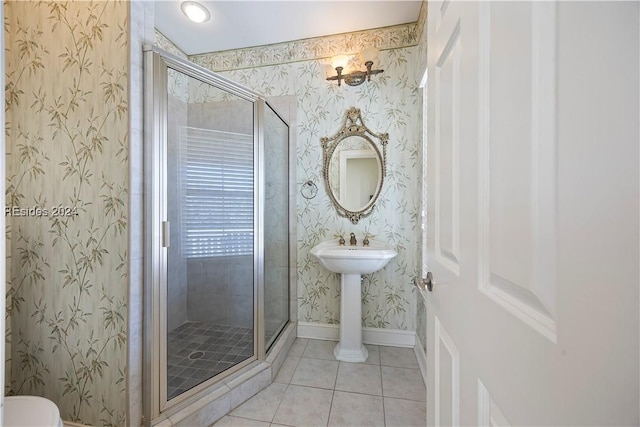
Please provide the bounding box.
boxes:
[188,351,204,360]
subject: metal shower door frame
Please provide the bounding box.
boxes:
[142,46,268,421]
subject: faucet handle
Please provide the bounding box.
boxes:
[334,233,346,246]
[362,232,375,247]
[349,232,357,246]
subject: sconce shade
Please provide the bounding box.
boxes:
[331,55,349,70]
[360,47,379,63]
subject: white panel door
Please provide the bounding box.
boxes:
[425,1,639,425]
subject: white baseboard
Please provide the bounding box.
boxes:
[297,322,338,341]
[297,322,416,348]
[414,334,427,386]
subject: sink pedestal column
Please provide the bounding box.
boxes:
[334,273,369,362]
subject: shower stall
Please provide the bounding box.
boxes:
[143,47,294,421]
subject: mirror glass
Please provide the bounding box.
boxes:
[327,136,382,212]
[321,107,388,224]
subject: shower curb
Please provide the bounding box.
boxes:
[148,322,296,426]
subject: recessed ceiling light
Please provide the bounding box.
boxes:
[181,1,210,23]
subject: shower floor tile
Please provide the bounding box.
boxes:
[167,321,253,400]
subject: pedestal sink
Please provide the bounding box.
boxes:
[310,239,397,362]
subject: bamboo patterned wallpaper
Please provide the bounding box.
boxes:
[192,43,423,331]
[5,1,128,425]
[157,5,429,337]
[2,4,426,425]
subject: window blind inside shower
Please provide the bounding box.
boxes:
[181,126,254,258]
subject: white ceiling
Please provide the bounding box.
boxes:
[154,1,423,56]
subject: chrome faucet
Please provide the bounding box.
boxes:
[349,232,357,246]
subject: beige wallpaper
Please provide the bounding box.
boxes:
[155,29,187,59]
[5,1,129,425]
[191,19,422,73]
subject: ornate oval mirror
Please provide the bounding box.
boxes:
[321,107,389,224]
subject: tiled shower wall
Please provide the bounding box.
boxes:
[186,256,254,328]
[184,99,255,328]
[167,91,189,331]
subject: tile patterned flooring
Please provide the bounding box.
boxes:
[213,338,427,427]
[167,322,254,400]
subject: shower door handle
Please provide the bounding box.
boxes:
[162,221,170,248]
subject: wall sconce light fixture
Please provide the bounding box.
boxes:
[327,47,384,87]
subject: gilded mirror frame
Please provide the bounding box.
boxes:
[321,107,389,224]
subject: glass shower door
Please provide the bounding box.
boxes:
[263,103,290,350]
[165,68,256,402]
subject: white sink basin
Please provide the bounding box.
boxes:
[310,239,398,275]
[310,239,398,363]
